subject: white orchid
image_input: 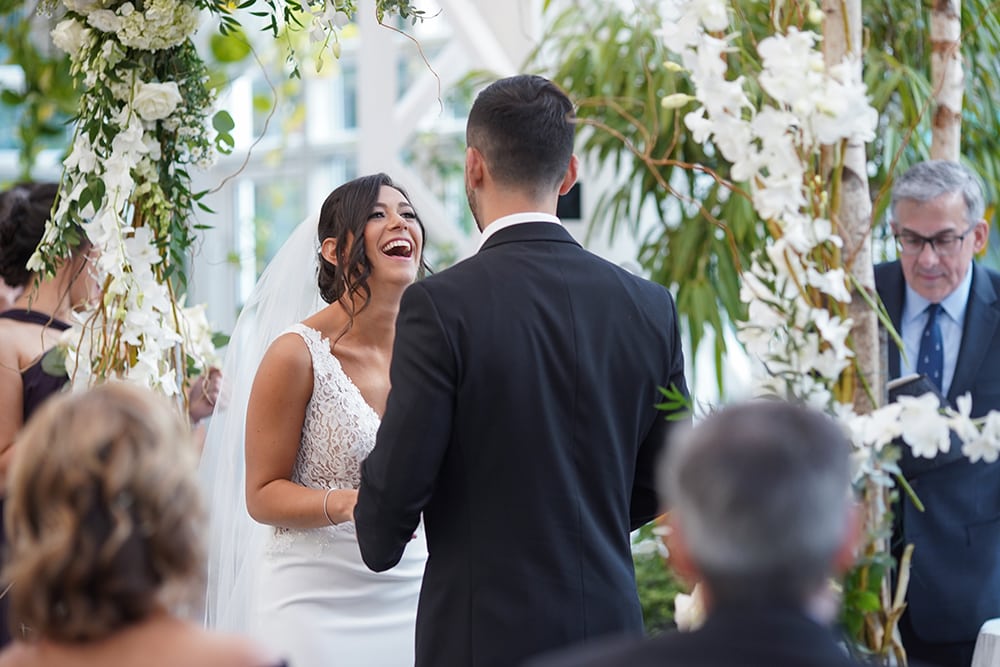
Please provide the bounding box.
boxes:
[63,133,98,174]
[898,394,952,458]
[662,1,1000,499]
[853,403,904,450]
[674,583,707,631]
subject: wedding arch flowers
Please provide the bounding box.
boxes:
[659,0,1000,658]
[28,0,423,400]
[31,0,222,396]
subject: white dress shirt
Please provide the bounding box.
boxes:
[476,212,562,252]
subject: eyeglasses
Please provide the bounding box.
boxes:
[894,225,977,257]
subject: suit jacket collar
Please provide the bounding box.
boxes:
[478,220,582,252]
[950,262,1000,404]
[878,261,906,380]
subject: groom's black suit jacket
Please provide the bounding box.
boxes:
[356,221,688,667]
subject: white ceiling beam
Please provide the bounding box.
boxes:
[434,0,519,76]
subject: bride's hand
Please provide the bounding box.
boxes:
[187,367,222,423]
[323,488,359,525]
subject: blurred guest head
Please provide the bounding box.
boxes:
[4,382,203,642]
[0,182,96,310]
[661,400,858,610]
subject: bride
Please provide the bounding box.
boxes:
[200,173,429,667]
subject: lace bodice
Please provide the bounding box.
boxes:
[268,324,380,548]
[286,323,381,491]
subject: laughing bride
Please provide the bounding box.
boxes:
[201,173,429,667]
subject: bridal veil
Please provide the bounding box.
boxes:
[199,216,324,631]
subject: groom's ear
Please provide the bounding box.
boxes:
[558,154,579,196]
[465,147,485,190]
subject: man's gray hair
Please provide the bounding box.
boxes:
[890,160,986,225]
[660,401,853,606]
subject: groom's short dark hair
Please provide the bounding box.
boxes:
[466,75,575,196]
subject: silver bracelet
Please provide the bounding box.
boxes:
[322,488,337,526]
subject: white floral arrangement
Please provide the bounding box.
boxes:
[29,0,425,396]
[661,0,1000,482]
[29,0,221,396]
[659,0,1000,654]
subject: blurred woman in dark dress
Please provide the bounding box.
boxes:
[0,183,98,448]
[0,183,100,647]
[0,183,220,645]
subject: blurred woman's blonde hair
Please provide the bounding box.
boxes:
[3,382,203,642]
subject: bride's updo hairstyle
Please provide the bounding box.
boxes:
[316,173,428,313]
[3,382,203,642]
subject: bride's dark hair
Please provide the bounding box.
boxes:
[316,173,428,315]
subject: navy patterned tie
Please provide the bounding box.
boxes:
[917,303,944,391]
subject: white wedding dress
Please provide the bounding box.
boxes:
[251,323,427,667]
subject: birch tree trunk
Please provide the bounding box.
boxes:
[930,0,963,161]
[822,1,901,661]
[821,0,879,415]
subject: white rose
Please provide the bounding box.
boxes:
[86,9,122,33]
[132,81,183,121]
[50,19,91,59]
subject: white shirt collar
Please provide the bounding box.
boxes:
[902,263,974,326]
[476,212,561,252]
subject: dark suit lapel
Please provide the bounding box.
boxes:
[949,263,1000,405]
[878,261,906,380]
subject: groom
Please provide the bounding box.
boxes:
[355,74,689,667]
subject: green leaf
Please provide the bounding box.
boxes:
[0,89,24,106]
[215,131,236,154]
[212,109,236,133]
[845,589,882,613]
[655,384,692,420]
[40,346,67,378]
[210,29,252,64]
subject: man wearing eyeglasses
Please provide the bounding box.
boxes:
[875,160,1000,667]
